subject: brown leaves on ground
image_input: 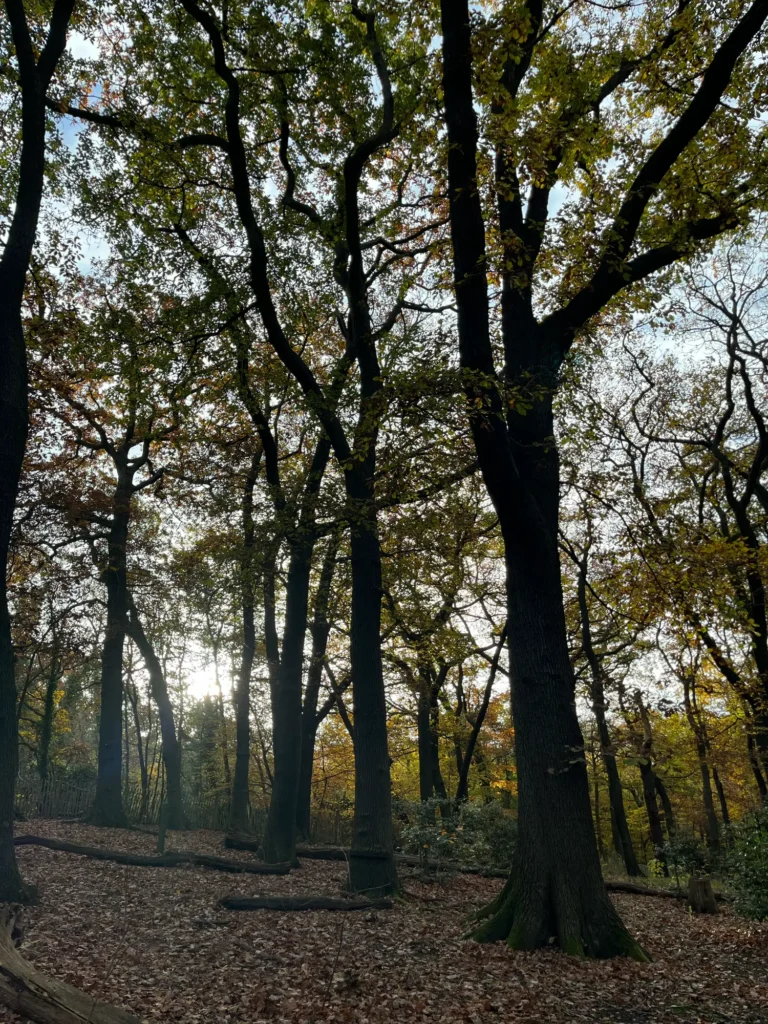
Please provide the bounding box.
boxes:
[2,821,767,1024]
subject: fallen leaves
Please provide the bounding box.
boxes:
[2,820,767,1024]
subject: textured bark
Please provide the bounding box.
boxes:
[13,835,291,874]
[688,875,719,915]
[712,766,730,829]
[90,480,130,828]
[0,0,76,903]
[221,895,392,911]
[0,906,140,1024]
[746,731,767,803]
[125,595,186,830]
[654,774,676,840]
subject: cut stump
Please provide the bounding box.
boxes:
[688,875,719,914]
[0,905,140,1024]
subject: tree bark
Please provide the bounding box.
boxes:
[37,653,59,785]
[746,730,767,803]
[346,510,399,895]
[90,480,130,827]
[125,595,186,830]
[296,530,339,838]
[682,674,720,852]
[0,906,141,1024]
[456,629,506,804]
[0,0,76,905]
[653,773,676,840]
[230,450,260,833]
[575,553,641,876]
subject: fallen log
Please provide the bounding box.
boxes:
[224,832,261,852]
[0,905,140,1024]
[220,895,393,911]
[14,835,291,875]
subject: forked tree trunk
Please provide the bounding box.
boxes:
[125,596,186,830]
[91,484,130,828]
[471,535,646,957]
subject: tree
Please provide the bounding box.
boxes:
[1,0,78,903]
[439,0,768,954]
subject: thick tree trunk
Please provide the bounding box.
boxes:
[0,0,76,904]
[125,597,186,830]
[472,540,646,956]
[346,509,398,895]
[262,540,312,863]
[91,486,130,828]
[230,453,259,833]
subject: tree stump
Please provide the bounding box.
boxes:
[0,905,140,1023]
[687,875,719,914]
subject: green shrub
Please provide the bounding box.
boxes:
[727,809,768,921]
[396,799,516,869]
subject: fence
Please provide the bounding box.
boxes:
[16,774,352,844]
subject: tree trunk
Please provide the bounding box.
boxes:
[471,539,646,956]
[417,678,434,802]
[125,596,186,830]
[37,657,59,784]
[346,507,398,895]
[262,540,313,863]
[712,765,730,829]
[746,730,767,803]
[0,0,76,905]
[126,683,148,815]
[230,452,259,833]
[456,629,506,804]
[429,683,448,800]
[576,556,641,876]
[682,676,720,852]
[90,480,130,828]
[296,531,340,838]
[654,773,676,840]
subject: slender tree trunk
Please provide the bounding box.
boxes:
[297,531,340,837]
[682,677,720,852]
[590,746,605,860]
[429,685,448,800]
[654,773,676,840]
[125,596,186,829]
[456,630,506,804]
[211,648,231,790]
[575,558,641,876]
[127,683,148,812]
[91,482,130,827]
[711,765,730,829]
[417,674,434,803]
[747,730,767,803]
[37,654,59,784]
[638,760,667,872]
[230,452,260,833]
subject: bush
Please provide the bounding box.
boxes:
[727,809,768,921]
[396,799,516,870]
[662,830,712,885]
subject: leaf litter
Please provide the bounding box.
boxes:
[2,821,766,1024]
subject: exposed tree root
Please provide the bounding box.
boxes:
[0,905,140,1024]
[13,835,291,875]
[220,895,393,911]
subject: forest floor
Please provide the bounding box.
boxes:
[2,821,767,1024]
